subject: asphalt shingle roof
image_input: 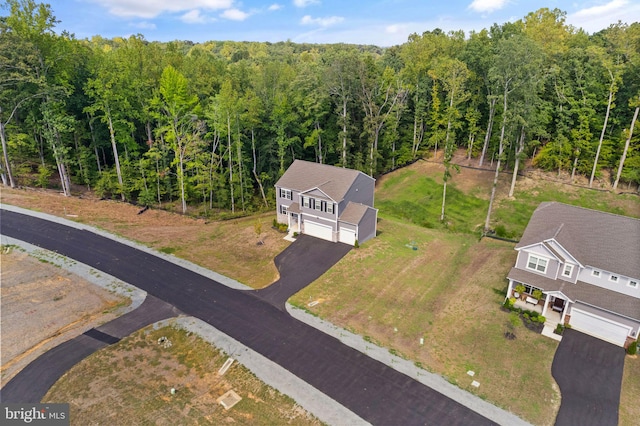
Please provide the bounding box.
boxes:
[507,267,640,321]
[339,202,371,225]
[275,160,370,202]
[516,202,640,279]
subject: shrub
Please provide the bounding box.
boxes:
[628,341,638,355]
[272,218,278,228]
[554,324,564,335]
[538,316,546,324]
[514,284,525,295]
[495,224,507,238]
[354,239,359,248]
[532,289,543,300]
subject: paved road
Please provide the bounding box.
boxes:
[552,329,625,426]
[0,210,495,425]
[1,295,180,403]
[254,235,351,310]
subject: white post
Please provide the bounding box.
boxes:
[560,302,569,324]
[506,279,514,302]
[541,293,551,317]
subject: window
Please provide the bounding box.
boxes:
[628,280,638,289]
[527,254,548,274]
[314,199,322,211]
[279,205,288,215]
[591,270,601,278]
[327,202,334,214]
[302,196,310,208]
[279,188,292,200]
[523,284,541,296]
[609,275,619,283]
[562,264,573,277]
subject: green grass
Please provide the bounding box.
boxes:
[492,181,640,238]
[376,169,488,234]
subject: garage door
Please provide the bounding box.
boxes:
[339,227,356,245]
[569,309,630,347]
[304,221,333,241]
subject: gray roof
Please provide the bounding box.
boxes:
[275,160,372,202]
[508,267,640,321]
[339,202,372,225]
[516,202,640,279]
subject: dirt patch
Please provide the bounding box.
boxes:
[43,325,321,425]
[0,249,128,386]
[1,187,289,288]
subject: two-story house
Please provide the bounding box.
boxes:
[506,202,640,347]
[275,160,378,245]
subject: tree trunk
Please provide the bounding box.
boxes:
[342,99,347,167]
[106,112,125,201]
[440,179,447,222]
[0,116,16,188]
[251,128,268,208]
[589,84,614,188]
[613,103,639,190]
[479,98,496,167]
[227,114,234,214]
[316,122,323,164]
[508,127,525,198]
[484,89,508,233]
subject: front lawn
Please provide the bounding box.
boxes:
[290,216,560,425]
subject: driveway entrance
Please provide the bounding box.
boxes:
[552,329,625,426]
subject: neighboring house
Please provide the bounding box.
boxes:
[506,202,640,347]
[275,160,378,245]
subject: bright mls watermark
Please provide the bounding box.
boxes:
[1,404,69,425]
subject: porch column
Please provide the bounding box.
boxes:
[560,302,569,324]
[541,293,551,317]
[506,279,514,302]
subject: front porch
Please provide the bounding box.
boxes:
[512,298,562,326]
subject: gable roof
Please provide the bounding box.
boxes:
[516,202,640,279]
[339,202,375,225]
[275,160,373,202]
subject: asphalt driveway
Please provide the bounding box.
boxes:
[253,234,351,310]
[552,328,625,426]
[0,209,496,425]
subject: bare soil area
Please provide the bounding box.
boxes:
[0,249,127,386]
[43,325,321,425]
[1,188,288,288]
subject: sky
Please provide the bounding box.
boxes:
[31,0,640,46]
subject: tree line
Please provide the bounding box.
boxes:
[1,0,639,220]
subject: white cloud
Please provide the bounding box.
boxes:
[467,0,509,13]
[181,10,206,23]
[130,21,157,29]
[90,0,234,19]
[221,8,250,21]
[268,4,283,11]
[293,0,320,8]
[300,15,344,27]
[567,0,640,33]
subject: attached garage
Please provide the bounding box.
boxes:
[339,227,356,245]
[304,221,334,242]
[569,308,631,347]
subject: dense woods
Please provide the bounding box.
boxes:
[1,0,639,218]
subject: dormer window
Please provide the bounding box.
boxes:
[609,275,619,283]
[562,264,573,277]
[629,280,638,289]
[527,254,548,274]
[592,270,601,278]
